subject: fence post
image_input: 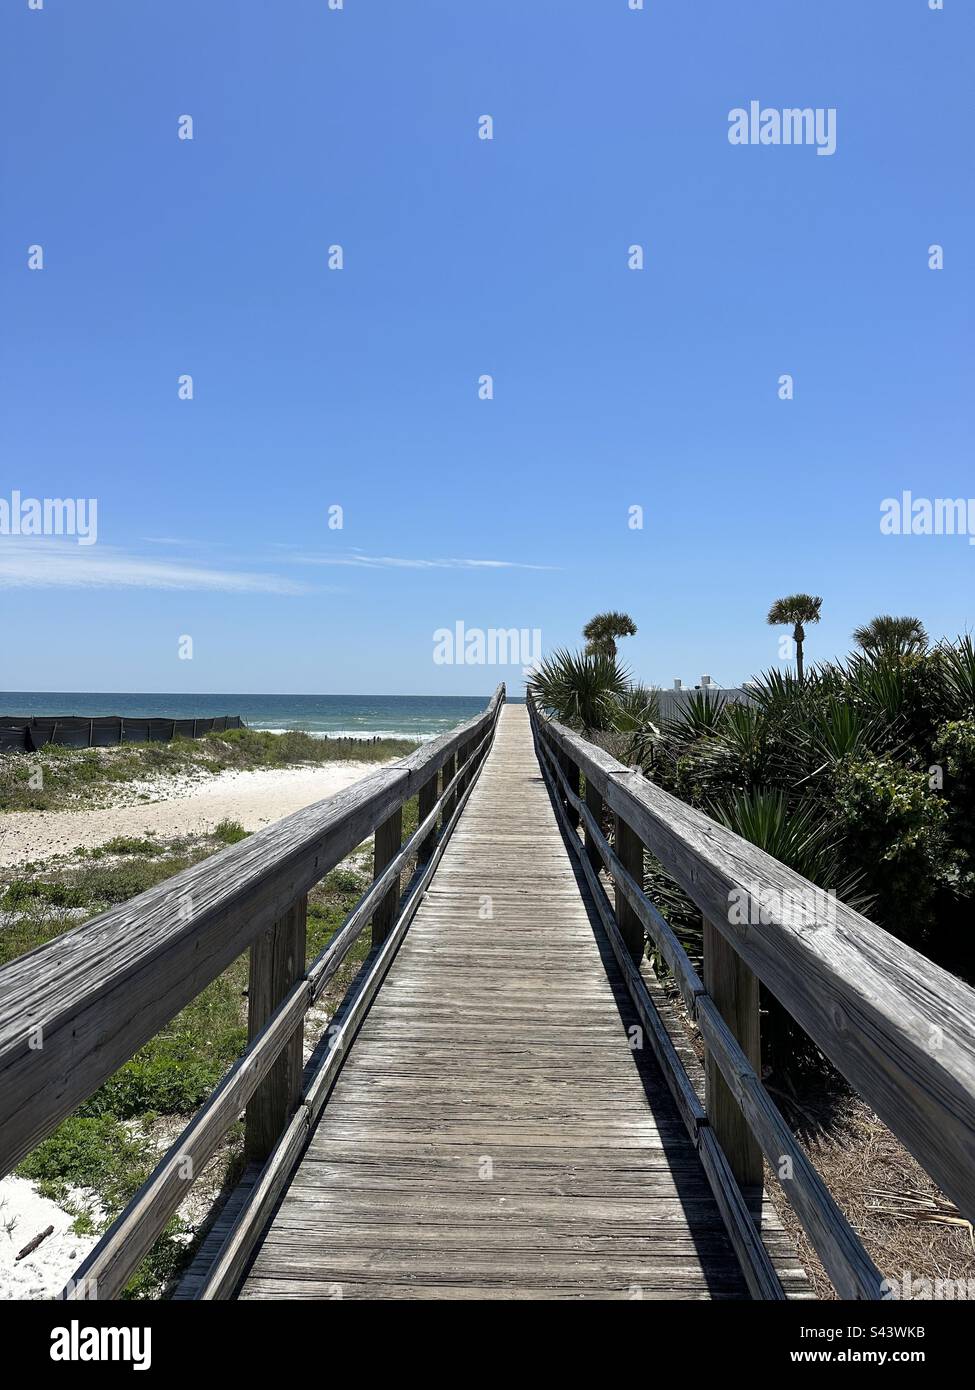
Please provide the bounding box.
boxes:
[562,752,581,829]
[703,916,763,1189]
[245,895,307,1164]
[613,815,645,963]
[417,773,438,862]
[372,807,403,948]
[585,781,604,875]
[441,752,457,825]
[457,737,472,796]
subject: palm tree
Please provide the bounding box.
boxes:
[528,648,630,733]
[766,593,822,680]
[582,611,637,658]
[853,615,928,660]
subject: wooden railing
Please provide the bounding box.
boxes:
[527,693,975,1300]
[0,685,505,1300]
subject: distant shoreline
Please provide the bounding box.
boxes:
[0,692,519,742]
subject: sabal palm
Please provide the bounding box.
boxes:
[853,615,928,660]
[582,611,637,659]
[767,593,823,680]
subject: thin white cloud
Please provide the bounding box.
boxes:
[0,539,311,594]
[292,552,558,572]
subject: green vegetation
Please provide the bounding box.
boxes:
[0,726,418,812]
[766,593,823,680]
[531,625,975,1071]
[853,614,929,660]
[529,648,633,734]
[2,820,375,1297]
[212,818,248,845]
[582,610,638,659]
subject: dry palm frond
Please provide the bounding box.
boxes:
[866,1187,974,1250]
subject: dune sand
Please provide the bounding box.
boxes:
[0,761,391,867]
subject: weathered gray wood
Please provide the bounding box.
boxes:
[440,752,456,825]
[561,751,581,830]
[533,727,785,1300]
[235,706,800,1302]
[174,1165,260,1299]
[584,779,604,876]
[539,714,975,1224]
[246,897,307,1164]
[0,689,503,1178]
[371,809,403,949]
[703,915,762,1190]
[198,707,501,1299]
[536,711,881,1297]
[61,980,309,1301]
[614,814,645,963]
[416,774,438,862]
[695,995,885,1299]
[696,1128,784,1301]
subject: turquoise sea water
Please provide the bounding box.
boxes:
[0,693,515,741]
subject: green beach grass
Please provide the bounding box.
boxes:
[2,820,384,1298]
[0,725,418,813]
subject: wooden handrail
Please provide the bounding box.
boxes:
[0,687,504,1296]
[60,711,503,1301]
[194,717,499,1299]
[0,685,504,1179]
[527,693,975,1299]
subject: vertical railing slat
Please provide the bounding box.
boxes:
[613,815,645,963]
[703,916,763,1189]
[245,895,308,1164]
[372,807,404,948]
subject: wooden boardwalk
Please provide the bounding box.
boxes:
[239,705,805,1300]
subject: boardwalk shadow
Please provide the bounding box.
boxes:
[532,768,752,1299]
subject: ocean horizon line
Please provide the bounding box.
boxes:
[1,691,524,741]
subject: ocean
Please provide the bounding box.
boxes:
[0,693,516,742]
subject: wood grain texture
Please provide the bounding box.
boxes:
[703,916,762,1190]
[540,714,975,1223]
[245,897,307,1164]
[532,723,785,1299]
[534,707,891,1298]
[0,688,503,1178]
[371,808,403,949]
[238,706,807,1301]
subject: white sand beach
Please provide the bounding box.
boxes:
[0,761,392,867]
[0,1176,99,1300]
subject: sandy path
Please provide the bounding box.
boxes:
[0,762,390,867]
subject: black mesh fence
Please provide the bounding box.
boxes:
[0,714,243,753]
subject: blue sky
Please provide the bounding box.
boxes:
[1,0,971,695]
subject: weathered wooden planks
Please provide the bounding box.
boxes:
[0,688,503,1179]
[540,713,975,1228]
[238,705,807,1301]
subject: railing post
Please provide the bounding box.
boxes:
[371,807,403,948]
[613,814,645,963]
[245,895,307,1164]
[562,752,581,829]
[703,916,763,1189]
[457,737,472,796]
[441,752,456,824]
[585,780,604,875]
[417,773,438,862]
